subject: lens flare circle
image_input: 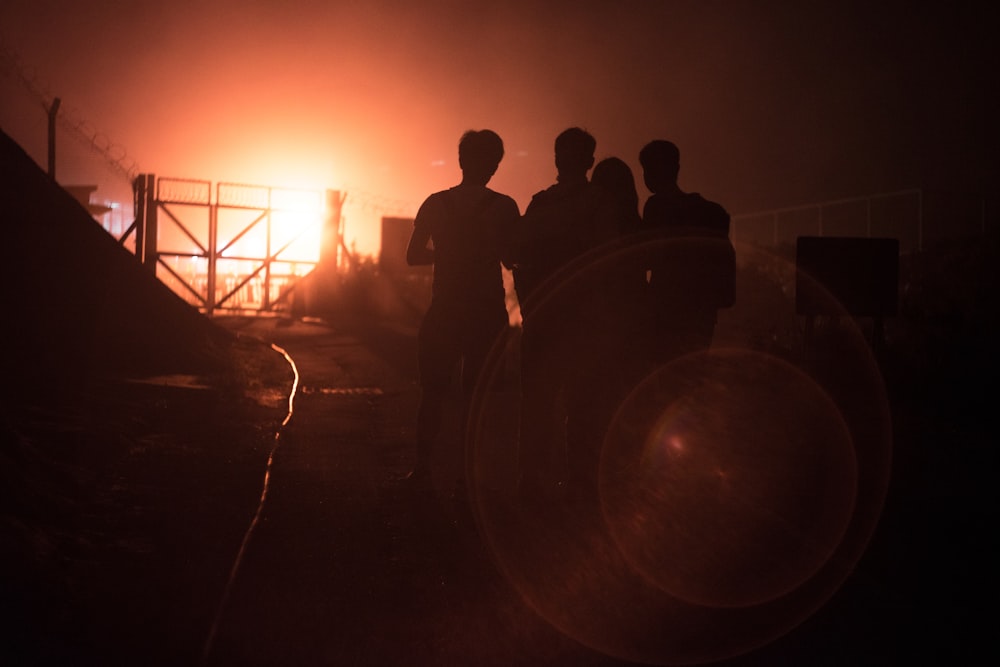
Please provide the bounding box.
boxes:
[465,240,892,665]
[600,348,858,608]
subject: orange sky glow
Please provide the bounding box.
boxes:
[1,1,994,259]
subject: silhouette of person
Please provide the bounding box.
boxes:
[405,129,520,485]
[590,155,649,396]
[513,128,621,505]
[638,140,735,364]
[591,157,642,238]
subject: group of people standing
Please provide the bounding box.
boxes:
[405,127,735,506]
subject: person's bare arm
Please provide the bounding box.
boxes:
[406,224,434,265]
[500,198,521,271]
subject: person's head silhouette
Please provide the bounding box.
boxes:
[639,140,681,194]
[592,157,639,213]
[554,127,596,183]
[459,130,505,186]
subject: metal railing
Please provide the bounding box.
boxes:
[131,175,344,314]
[731,189,924,251]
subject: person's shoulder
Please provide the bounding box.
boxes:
[415,189,454,223]
[421,188,461,209]
[642,193,669,219]
[480,188,520,219]
[531,183,559,200]
[688,192,728,216]
[566,181,599,201]
[418,189,448,205]
[687,193,730,233]
[581,180,609,200]
[525,184,559,212]
[583,181,618,214]
[485,188,518,207]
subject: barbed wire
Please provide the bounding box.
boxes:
[3,38,425,215]
[342,186,418,220]
[0,38,142,182]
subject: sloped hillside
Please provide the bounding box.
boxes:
[0,129,293,664]
[0,128,233,392]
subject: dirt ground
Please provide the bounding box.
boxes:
[1,312,990,666]
[2,321,288,664]
[1,315,602,666]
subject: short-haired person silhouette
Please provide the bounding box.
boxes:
[406,129,520,486]
[513,128,622,506]
[638,140,735,364]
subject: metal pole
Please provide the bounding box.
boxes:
[47,97,61,179]
[143,175,159,276]
[322,189,345,271]
[134,175,147,261]
[207,186,218,316]
[264,188,272,311]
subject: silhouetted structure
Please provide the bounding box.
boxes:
[513,128,621,504]
[0,129,232,394]
[405,130,519,484]
[639,139,735,363]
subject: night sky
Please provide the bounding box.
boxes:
[2,1,995,254]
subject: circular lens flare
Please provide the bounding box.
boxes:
[600,348,858,608]
[465,241,892,665]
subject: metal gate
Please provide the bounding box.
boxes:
[128,174,344,315]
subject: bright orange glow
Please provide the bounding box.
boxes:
[259,189,325,264]
[152,181,332,309]
[3,0,989,277]
[214,184,325,263]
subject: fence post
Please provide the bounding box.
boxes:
[133,173,158,275]
[322,189,345,271]
[207,187,218,316]
[143,175,158,275]
[263,189,273,311]
[133,176,146,261]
